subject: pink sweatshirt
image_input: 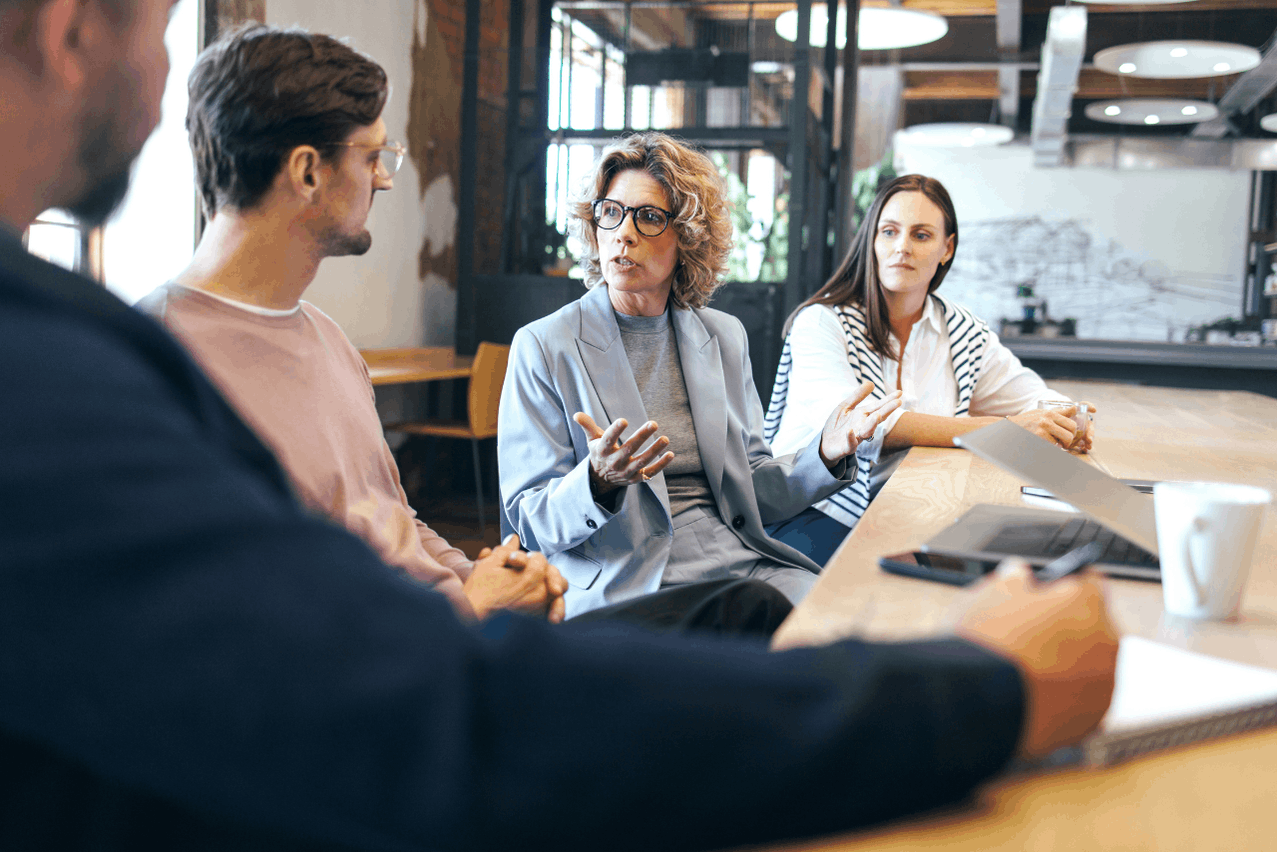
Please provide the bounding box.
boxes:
[138,284,476,618]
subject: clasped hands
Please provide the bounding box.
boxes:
[462,533,568,623]
[573,380,902,497]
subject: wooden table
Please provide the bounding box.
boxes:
[763,382,1277,851]
[359,347,473,387]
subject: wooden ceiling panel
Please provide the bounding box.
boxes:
[1023,0,1277,12]
[904,70,999,100]
[908,67,1243,101]
[690,1,996,21]
[1068,68,1241,100]
[690,0,1277,22]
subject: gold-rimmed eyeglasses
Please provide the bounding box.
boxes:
[335,141,406,177]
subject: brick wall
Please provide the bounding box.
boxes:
[423,0,509,279]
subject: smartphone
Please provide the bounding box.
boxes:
[878,550,1003,586]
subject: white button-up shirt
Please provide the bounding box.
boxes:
[770,299,1067,465]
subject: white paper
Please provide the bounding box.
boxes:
[1102,636,1277,734]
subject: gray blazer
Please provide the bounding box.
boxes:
[498,285,854,618]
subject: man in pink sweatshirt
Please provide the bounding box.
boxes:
[139,24,566,623]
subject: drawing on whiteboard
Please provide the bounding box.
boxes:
[941,216,1239,342]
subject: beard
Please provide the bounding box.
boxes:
[66,166,134,227]
[319,226,373,258]
[65,87,145,227]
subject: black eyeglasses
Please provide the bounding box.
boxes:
[592,198,674,237]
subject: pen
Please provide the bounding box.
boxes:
[1035,541,1105,584]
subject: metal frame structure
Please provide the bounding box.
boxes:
[456,0,861,395]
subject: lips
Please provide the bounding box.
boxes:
[610,257,638,270]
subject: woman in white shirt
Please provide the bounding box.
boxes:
[763,174,1092,565]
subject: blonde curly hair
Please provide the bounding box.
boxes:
[571,132,733,310]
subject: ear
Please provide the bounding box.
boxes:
[941,233,956,266]
[284,145,325,203]
[28,0,92,90]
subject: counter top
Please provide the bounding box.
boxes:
[1004,337,1277,370]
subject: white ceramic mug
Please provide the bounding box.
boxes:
[1153,482,1271,621]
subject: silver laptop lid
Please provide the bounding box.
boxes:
[954,419,1159,555]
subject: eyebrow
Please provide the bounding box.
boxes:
[879,218,938,231]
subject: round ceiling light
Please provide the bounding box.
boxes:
[896,123,1015,148]
[1094,41,1260,79]
[1261,114,1277,133]
[774,5,948,51]
[1084,99,1219,126]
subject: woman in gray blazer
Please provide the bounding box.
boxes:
[498,132,901,620]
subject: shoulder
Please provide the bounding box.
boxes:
[790,303,843,336]
[298,301,357,346]
[298,301,368,376]
[932,293,989,328]
[516,296,588,345]
[691,304,745,338]
[133,283,175,321]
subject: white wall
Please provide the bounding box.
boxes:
[104,0,199,304]
[267,0,454,348]
[894,141,1251,341]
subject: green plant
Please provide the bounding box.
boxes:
[715,153,788,283]
[849,154,897,236]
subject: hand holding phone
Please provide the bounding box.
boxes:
[879,542,1104,587]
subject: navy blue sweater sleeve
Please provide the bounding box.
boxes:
[0,257,1023,852]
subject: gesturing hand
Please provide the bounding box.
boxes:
[818,382,904,469]
[573,412,675,497]
[463,533,569,623]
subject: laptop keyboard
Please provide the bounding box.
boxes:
[1043,518,1158,566]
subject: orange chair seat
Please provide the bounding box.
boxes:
[385,420,493,441]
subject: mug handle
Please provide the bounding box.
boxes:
[1183,516,1210,606]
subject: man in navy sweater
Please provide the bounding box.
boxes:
[0,1,1119,850]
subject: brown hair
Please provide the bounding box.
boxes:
[789,174,958,359]
[571,132,733,310]
[186,23,388,216]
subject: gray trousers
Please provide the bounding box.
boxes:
[661,504,819,604]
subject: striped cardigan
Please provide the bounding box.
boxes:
[764,294,992,529]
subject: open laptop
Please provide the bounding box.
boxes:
[921,419,1161,581]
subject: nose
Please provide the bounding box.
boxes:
[614,212,640,244]
[374,158,395,189]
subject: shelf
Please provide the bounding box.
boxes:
[1004,337,1277,371]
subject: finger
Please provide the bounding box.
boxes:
[1041,414,1076,447]
[477,547,492,559]
[617,421,661,457]
[640,451,676,478]
[546,565,569,596]
[572,411,605,440]
[487,533,522,565]
[840,381,876,413]
[866,396,903,425]
[597,417,629,449]
[547,594,566,624]
[994,559,1034,589]
[523,551,549,580]
[503,549,530,569]
[626,436,672,471]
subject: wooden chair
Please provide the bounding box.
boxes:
[384,342,510,531]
